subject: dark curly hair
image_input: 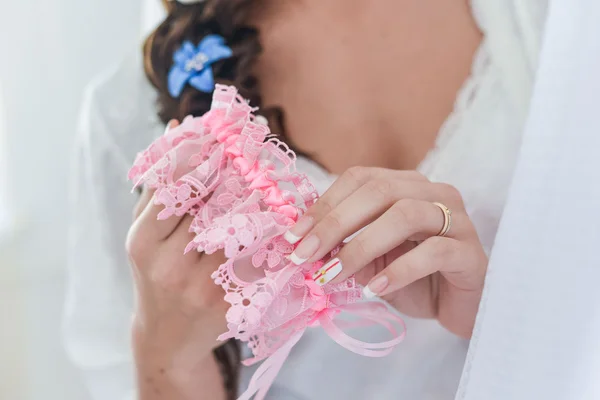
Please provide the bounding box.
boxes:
[143,1,276,397]
[144,0,286,135]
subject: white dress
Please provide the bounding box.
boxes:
[63,1,548,399]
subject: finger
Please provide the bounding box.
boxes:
[289,180,432,265]
[132,192,187,244]
[146,214,198,287]
[362,237,477,298]
[181,252,229,313]
[289,179,463,267]
[131,119,182,223]
[127,120,187,261]
[284,167,427,244]
[168,214,197,246]
[133,187,155,221]
[310,199,469,286]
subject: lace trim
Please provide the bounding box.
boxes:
[129,85,368,361]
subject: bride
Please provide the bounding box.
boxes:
[64,0,548,398]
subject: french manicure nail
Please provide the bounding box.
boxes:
[284,216,314,244]
[363,275,389,299]
[289,235,320,265]
[284,230,302,245]
[313,258,343,286]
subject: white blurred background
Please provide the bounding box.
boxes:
[0,1,164,398]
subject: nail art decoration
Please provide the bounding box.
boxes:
[313,258,343,286]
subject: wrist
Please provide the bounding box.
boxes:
[133,318,224,399]
[132,315,216,366]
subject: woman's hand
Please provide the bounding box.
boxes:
[126,124,230,399]
[127,187,228,354]
[284,167,488,339]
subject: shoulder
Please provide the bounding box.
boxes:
[78,50,165,166]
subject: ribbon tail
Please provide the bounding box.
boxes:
[237,331,304,400]
[319,303,406,358]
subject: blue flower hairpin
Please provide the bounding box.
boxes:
[168,35,233,97]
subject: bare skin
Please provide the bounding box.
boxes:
[129,184,229,400]
[130,1,484,398]
[253,0,481,173]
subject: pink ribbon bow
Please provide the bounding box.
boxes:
[238,301,406,400]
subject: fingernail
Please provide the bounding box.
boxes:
[289,235,320,265]
[363,275,389,299]
[313,258,343,286]
[284,216,314,244]
[284,231,303,245]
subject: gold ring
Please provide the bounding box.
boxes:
[433,202,452,237]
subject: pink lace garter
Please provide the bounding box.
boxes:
[129,85,406,399]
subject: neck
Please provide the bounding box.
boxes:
[252,0,482,174]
